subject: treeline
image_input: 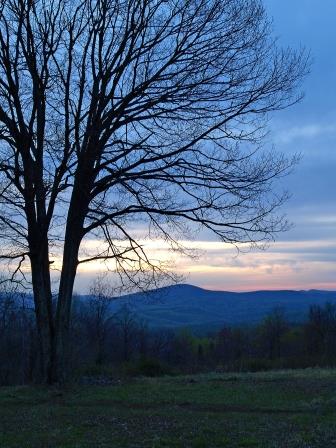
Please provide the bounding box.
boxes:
[1,293,336,385]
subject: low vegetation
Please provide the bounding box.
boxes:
[2,290,336,384]
[1,369,336,447]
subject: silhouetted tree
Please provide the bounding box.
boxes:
[305,303,336,360]
[114,305,138,362]
[215,327,234,363]
[84,275,114,364]
[0,284,35,384]
[0,0,308,383]
[257,308,288,360]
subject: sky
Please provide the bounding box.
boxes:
[75,0,336,293]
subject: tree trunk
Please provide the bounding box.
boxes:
[53,154,96,382]
[55,184,89,382]
[55,237,81,383]
[30,246,54,384]
[30,227,82,384]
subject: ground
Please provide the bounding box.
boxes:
[1,369,336,447]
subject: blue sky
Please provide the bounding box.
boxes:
[74,0,336,293]
[176,0,336,291]
[261,0,336,289]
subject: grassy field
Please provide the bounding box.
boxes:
[1,369,336,447]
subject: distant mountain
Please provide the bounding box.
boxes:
[79,284,336,332]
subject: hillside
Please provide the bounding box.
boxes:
[81,284,336,331]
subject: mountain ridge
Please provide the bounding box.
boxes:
[80,283,336,331]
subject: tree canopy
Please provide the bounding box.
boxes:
[0,0,308,382]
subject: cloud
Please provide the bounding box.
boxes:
[72,237,336,292]
[276,124,336,144]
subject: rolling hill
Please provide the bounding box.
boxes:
[81,284,336,331]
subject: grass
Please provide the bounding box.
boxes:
[1,368,336,447]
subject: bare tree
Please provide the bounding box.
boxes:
[85,274,113,364]
[257,307,288,360]
[114,305,138,363]
[0,281,35,384]
[305,303,336,359]
[0,0,308,383]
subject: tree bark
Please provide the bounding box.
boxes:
[55,174,92,382]
[29,243,54,384]
[55,236,81,383]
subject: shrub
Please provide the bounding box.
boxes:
[123,358,175,377]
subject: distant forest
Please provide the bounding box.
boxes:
[1,292,336,385]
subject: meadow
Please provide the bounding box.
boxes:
[1,369,336,447]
